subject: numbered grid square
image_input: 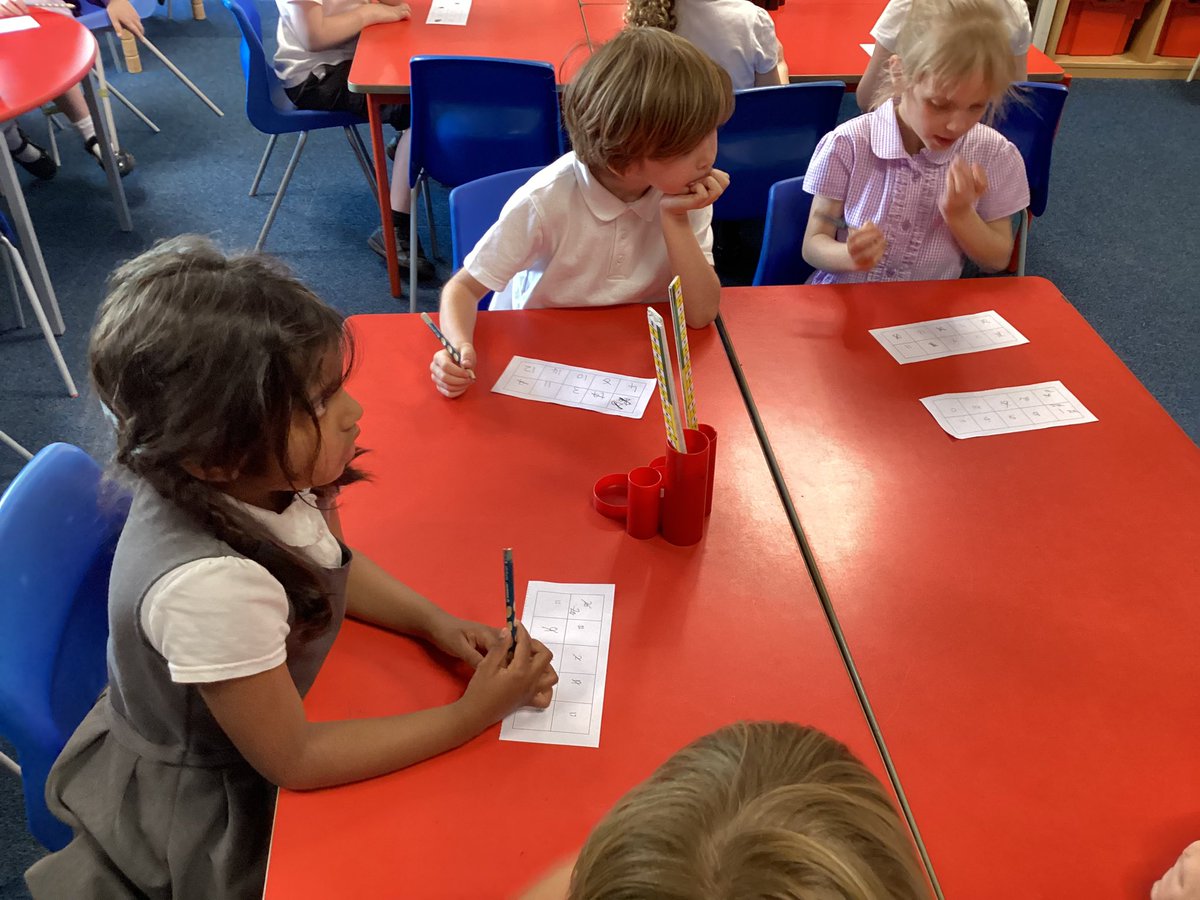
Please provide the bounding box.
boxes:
[559,644,598,675]
[919,338,947,354]
[910,325,936,341]
[1024,406,1053,424]
[986,328,1013,344]
[896,342,925,359]
[513,706,553,731]
[1048,402,1084,421]
[540,642,565,665]
[533,379,560,398]
[508,377,535,394]
[971,412,1006,431]
[551,702,591,734]
[535,592,571,619]
[541,365,569,384]
[999,408,1033,427]
[1011,392,1040,408]
[568,371,593,389]
[562,618,601,646]
[555,384,588,403]
[985,394,1020,413]
[935,398,968,417]
[962,398,991,415]
[531,618,569,643]
[964,331,993,348]
[1035,387,1067,404]
[583,389,613,408]
[568,595,604,621]
[947,415,982,435]
[942,334,968,352]
[882,330,911,346]
[517,362,544,379]
[556,673,595,704]
[929,321,955,338]
[619,380,645,395]
[593,375,619,392]
[608,395,637,412]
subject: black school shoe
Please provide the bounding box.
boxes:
[9,129,57,180]
[367,226,436,281]
[84,136,136,177]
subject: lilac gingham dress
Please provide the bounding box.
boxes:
[803,99,1029,284]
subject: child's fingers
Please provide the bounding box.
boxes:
[972,163,988,194]
[709,167,730,190]
[476,630,512,674]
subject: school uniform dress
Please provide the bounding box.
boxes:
[672,0,782,91]
[802,98,1029,285]
[464,151,714,311]
[25,485,350,900]
[870,0,1033,56]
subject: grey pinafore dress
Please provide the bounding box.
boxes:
[25,484,349,899]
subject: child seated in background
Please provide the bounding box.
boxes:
[272,0,433,278]
[521,721,930,899]
[802,0,1029,285]
[430,27,733,398]
[625,0,788,90]
[857,0,1032,112]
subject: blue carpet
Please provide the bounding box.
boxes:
[1,2,1198,891]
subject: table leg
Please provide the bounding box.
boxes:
[367,95,400,299]
[0,147,65,334]
[80,68,133,233]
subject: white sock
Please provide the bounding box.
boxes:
[73,115,97,146]
[3,122,22,153]
[4,124,43,163]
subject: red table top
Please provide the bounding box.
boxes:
[348,0,591,93]
[719,278,1200,899]
[0,10,94,120]
[581,0,1062,84]
[264,307,891,898]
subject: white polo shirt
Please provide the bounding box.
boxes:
[273,0,362,89]
[871,0,1033,56]
[674,0,781,92]
[464,152,714,311]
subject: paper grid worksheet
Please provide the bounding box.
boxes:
[491,356,656,419]
[500,582,615,749]
[426,0,470,25]
[0,15,39,33]
[860,42,876,56]
[871,311,1028,364]
[922,381,1097,439]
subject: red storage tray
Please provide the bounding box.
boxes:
[1156,0,1200,57]
[1056,0,1150,55]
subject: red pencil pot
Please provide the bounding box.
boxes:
[625,466,662,539]
[660,428,711,546]
[697,423,717,516]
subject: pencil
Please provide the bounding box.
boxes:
[503,548,517,653]
[420,312,476,381]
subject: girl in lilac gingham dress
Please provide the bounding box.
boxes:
[801,0,1030,285]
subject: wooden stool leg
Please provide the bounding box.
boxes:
[192,0,206,19]
[120,31,142,74]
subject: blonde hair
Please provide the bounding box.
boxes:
[568,722,930,900]
[562,27,733,173]
[625,0,677,30]
[881,0,1019,120]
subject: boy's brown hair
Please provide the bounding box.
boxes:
[568,722,931,900]
[562,27,733,174]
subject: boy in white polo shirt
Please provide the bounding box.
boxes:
[429,27,733,399]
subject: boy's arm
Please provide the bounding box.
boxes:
[431,270,489,398]
[660,169,729,328]
[288,0,409,52]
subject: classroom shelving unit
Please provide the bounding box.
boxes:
[1044,0,1198,78]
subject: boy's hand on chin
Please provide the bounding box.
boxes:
[660,168,730,215]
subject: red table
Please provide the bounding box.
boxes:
[718,278,1200,899]
[349,0,591,300]
[581,0,1063,84]
[0,9,130,334]
[264,306,902,897]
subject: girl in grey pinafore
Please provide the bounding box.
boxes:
[25,483,350,900]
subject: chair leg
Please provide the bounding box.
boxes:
[45,112,61,166]
[410,179,421,313]
[3,238,79,397]
[1016,212,1029,278]
[256,132,308,253]
[104,30,124,73]
[105,82,161,133]
[1189,52,1200,82]
[0,433,33,463]
[0,748,21,773]
[91,52,123,152]
[422,181,439,261]
[2,245,25,329]
[135,34,225,117]
[250,134,277,197]
[344,126,377,197]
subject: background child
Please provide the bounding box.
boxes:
[273,0,433,277]
[857,0,1033,112]
[625,0,788,91]
[521,721,930,899]
[430,27,733,399]
[25,236,556,898]
[801,0,1029,285]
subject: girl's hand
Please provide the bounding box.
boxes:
[425,613,498,668]
[458,624,558,728]
[660,168,730,216]
[0,0,29,17]
[430,342,476,398]
[940,156,988,222]
[847,221,886,271]
[364,1,409,23]
[377,0,410,9]
[1152,841,1200,900]
[105,0,144,37]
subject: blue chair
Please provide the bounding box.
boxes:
[449,166,542,310]
[752,176,815,287]
[992,82,1069,276]
[407,56,562,311]
[221,0,376,251]
[714,82,844,223]
[0,444,130,850]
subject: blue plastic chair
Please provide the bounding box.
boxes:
[407,56,562,311]
[0,444,130,850]
[992,82,1069,276]
[714,82,844,223]
[221,0,376,251]
[752,176,815,287]
[449,167,542,310]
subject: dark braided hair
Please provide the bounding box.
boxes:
[90,235,358,639]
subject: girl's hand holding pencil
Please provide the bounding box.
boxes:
[431,342,477,397]
[457,625,558,727]
[425,611,499,668]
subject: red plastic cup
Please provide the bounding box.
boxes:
[592,473,628,521]
[660,428,711,546]
[697,423,717,516]
[649,455,666,474]
[625,466,662,539]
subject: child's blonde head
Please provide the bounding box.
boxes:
[624,0,678,31]
[562,27,733,174]
[883,0,1018,119]
[567,722,930,900]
